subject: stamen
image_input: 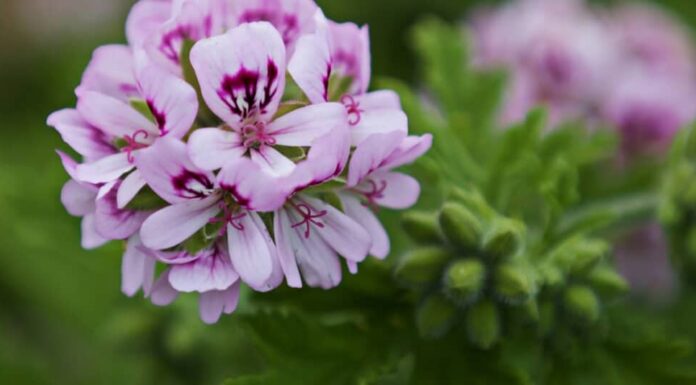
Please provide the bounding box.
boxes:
[357,179,388,209]
[122,129,150,163]
[341,95,364,126]
[241,121,277,149]
[291,202,328,239]
[209,203,247,237]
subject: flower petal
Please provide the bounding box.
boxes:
[288,28,332,103]
[122,235,157,297]
[188,128,245,171]
[287,126,351,192]
[379,134,433,171]
[81,213,109,250]
[47,109,114,161]
[140,195,221,250]
[169,245,239,293]
[227,211,276,289]
[117,170,147,209]
[95,183,150,240]
[363,172,421,210]
[217,157,290,212]
[136,64,199,138]
[190,22,286,128]
[267,102,346,146]
[328,21,371,95]
[250,146,296,177]
[77,45,138,101]
[355,90,402,110]
[77,90,158,138]
[61,179,97,217]
[273,209,303,288]
[347,130,406,187]
[76,152,134,185]
[339,193,390,259]
[302,196,371,263]
[149,269,180,306]
[126,0,172,47]
[199,283,241,324]
[350,108,408,146]
[135,137,217,204]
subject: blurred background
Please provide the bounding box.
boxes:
[2,0,696,384]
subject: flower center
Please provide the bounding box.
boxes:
[291,202,328,239]
[241,121,277,149]
[341,95,364,126]
[209,203,247,237]
[122,129,150,163]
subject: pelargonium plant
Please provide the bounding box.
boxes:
[47,0,431,324]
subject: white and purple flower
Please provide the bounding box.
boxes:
[48,0,431,323]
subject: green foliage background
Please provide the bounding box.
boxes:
[3,0,696,384]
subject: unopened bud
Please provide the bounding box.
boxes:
[417,294,457,339]
[443,259,486,304]
[402,211,443,245]
[589,266,629,298]
[439,202,482,251]
[482,218,524,260]
[553,238,607,276]
[395,247,451,286]
[466,300,500,349]
[564,285,600,324]
[494,263,536,305]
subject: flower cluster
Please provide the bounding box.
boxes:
[48,0,431,324]
[470,0,696,158]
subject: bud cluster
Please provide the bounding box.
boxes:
[398,188,628,348]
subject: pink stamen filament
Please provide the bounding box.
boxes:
[241,121,277,149]
[122,129,150,163]
[358,179,388,208]
[290,202,328,239]
[209,203,247,237]
[341,95,364,126]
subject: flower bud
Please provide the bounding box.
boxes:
[588,266,629,298]
[395,247,451,286]
[466,300,500,349]
[552,238,607,276]
[443,259,486,304]
[494,263,536,305]
[564,285,600,324]
[439,202,483,251]
[482,218,524,260]
[417,294,457,338]
[402,211,443,245]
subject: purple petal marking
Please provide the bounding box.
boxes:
[172,170,215,199]
[239,11,299,46]
[217,59,279,121]
[146,99,168,135]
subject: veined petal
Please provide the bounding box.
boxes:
[81,213,109,250]
[77,90,158,138]
[339,193,390,259]
[302,196,371,263]
[283,207,343,289]
[355,90,402,110]
[95,183,150,240]
[76,152,134,185]
[47,109,114,161]
[379,134,433,171]
[350,109,408,147]
[250,146,296,177]
[286,126,351,192]
[199,283,241,324]
[328,21,371,95]
[150,249,202,265]
[78,45,138,101]
[149,269,180,306]
[361,171,421,210]
[169,245,239,293]
[140,196,221,250]
[217,157,290,212]
[347,130,406,187]
[117,170,147,209]
[61,180,97,217]
[267,102,346,146]
[188,128,245,171]
[126,0,173,47]
[190,22,286,128]
[122,235,157,297]
[135,137,217,204]
[288,30,331,103]
[274,209,303,288]
[227,211,276,289]
[136,64,198,138]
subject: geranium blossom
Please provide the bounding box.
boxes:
[48,0,430,323]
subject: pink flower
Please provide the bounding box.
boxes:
[288,12,408,145]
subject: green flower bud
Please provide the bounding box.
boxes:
[466,300,500,350]
[552,238,607,276]
[443,259,486,304]
[417,294,457,338]
[494,263,536,305]
[564,285,600,324]
[482,218,525,260]
[395,247,451,286]
[402,211,443,245]
[439,202,483,251]
[588,266,629,298]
